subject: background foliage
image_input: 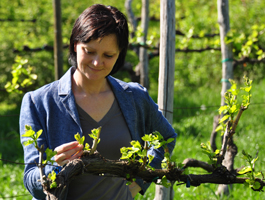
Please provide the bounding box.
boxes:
[0,0,265,199]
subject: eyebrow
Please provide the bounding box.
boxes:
[83,44,118,54]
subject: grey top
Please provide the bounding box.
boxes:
[67,99,133,200]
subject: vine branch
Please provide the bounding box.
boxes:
[42,152,265,199]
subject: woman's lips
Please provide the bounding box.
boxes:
[88,66,102,71]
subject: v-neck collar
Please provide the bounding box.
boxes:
[76,99,116,127]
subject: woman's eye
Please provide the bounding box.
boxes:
[105,54,113,58]
[84,49,93,54]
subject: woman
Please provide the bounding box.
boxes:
[20,4,177,200]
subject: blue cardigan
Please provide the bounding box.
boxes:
[20,67,177,199]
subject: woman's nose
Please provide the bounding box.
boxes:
[92,55,103,66]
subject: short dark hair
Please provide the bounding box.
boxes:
[69,4,129,75]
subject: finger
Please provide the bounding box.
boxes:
[54,145,83,165]
[70,149,84,160]
[54,141,80,154]
[55,150,83,166]
[60,159,70,166]
[54,153,67,165]
[55,145,82,161]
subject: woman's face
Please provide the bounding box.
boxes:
[74,34,120,81]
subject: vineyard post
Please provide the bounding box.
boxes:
[155,0,175,199]
[218,0,233,106]
[139,0,150,89]
[53,0,63,80]
[216,0,235,195]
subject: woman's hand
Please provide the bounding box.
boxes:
[129,182,141,198]
[54,141,83,166]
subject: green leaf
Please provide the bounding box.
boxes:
[242,150,252,160]
[80,136,85,145]
[252,30,258,38]
[74,132,81,141]
[245,179,251,184]
[161,175,171,188]
[254,172,261,177]
[251,157,258,165]
[166,138,174,144]
[256,49,263,55]
[153,131,163,140]
[238,166,252,174]
[36,129,43,140]
[215,149,220,155]
[48,170,58,189]
[218,105,229,115]
[74,132,84,145]
[48,170,57,181]
[30,74,38,80]
[161,162,167,169]
[220,115,229,123]
[45,148,57,158]
[253,181,261,190]
[22,129,35,137]
[244,86,252,93]
[141,134,153,142]
[4,82,11,89]
[131,141,142,149]
[24,125,32,131]
[148,154,154,163]
[45,148,57,165]
[84,143,91,151]
[23,139,34,146]
[120,146,134,160]
[246,40,253,46]
[215,124,224,132]
[230,105,238,114]
[90,127,101,140]
[50,182,57,189]
[138,149,147,157]
[120,147,129,154]
[152,140,162,149]
[42,160,48,165]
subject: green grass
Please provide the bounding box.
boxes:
[0,103,22,162]
[0,103,31,199]
[1,80,265,199]
[0,162,31,200]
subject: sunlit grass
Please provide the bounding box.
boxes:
[0,162,31,200]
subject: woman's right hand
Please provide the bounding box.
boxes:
[54,141,83,166]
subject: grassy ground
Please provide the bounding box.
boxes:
[0,103,32,199]
[1,79,265,199]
